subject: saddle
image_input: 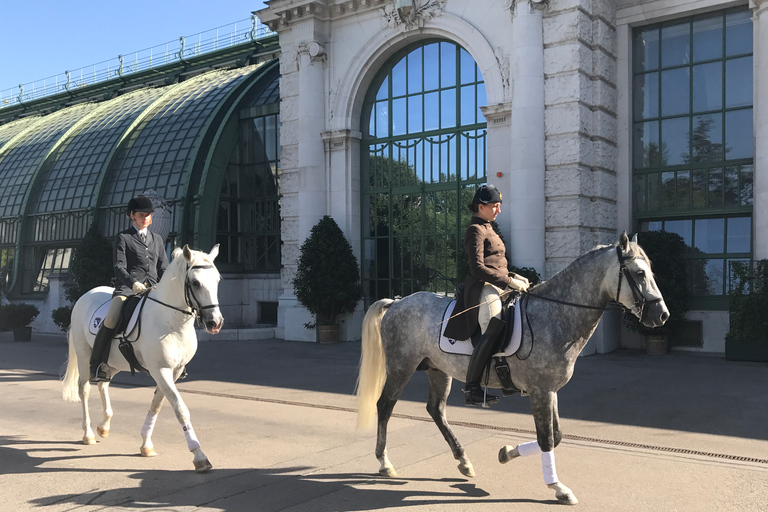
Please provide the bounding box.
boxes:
[88,295,148,376]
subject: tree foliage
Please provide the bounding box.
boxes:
[65,224,113,304]
[726,260,768,344]
[294,216,363,327]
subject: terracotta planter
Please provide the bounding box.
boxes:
[645,333,668,355]
[13,326,32,342]
[316,324,340,343]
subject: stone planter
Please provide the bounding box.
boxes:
[316,324,340,343]
[645,333,668,355]
[13,326,32,342]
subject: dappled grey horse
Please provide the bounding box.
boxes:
[356,232,668,505]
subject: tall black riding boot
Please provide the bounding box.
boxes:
[464,316,506,406]
[89,325,116,383]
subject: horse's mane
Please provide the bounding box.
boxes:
[165,247,221,284]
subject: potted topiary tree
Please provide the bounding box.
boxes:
[623,231,689,354]
[0,303,40,342]
[294,216,363,342]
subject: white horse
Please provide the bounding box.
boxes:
[62,244,223,473]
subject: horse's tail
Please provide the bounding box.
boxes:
[61,325,81,403]
[355,298,395,430]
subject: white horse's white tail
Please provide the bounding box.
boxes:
[355,298,395,430]
[62,327,81,403]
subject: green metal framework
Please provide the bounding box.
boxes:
[632,7,753,309]
[361,40,487,303]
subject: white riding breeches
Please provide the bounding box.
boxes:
[478,283,504,334]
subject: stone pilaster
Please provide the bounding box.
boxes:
[752,0,768,259]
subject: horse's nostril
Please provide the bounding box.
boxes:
[661,312,669,323]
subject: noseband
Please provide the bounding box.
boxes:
[614,246,663,324]
[146,263,220,321]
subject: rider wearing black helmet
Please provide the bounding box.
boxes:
[89,195,169,383]
[444,184,530,406]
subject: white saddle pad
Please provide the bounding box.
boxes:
[438,299,522,357]
[88,297,145,337]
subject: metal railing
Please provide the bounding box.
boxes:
[1,15,274,110]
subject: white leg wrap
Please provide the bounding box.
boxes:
[183,423,200,451]
[518,440,542,457]
[541,450,559,485]
[141,412,157,438]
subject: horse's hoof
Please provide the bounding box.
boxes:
[458,462,475,478]
[556,493,578,505]
[194,458,213,473]
[140,446,157,457]
[498,445,519,464]
[97,426,109,438]
[83,435,96,445]
[378,467,397,477]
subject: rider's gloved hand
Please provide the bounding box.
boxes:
[132,281,147,294]
[505,275,529,293]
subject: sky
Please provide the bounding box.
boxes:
[1,1,268,94]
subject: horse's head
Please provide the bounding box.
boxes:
[176,244,224,334]
[616,232,670,328]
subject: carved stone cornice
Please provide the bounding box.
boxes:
[256,0,390,32]
[480,103,512,127]
[381,0,448,31]
[321,129,362,151]
[503,0,549,17]
[751,0,768,16]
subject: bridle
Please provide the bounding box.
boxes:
[521,245,662,321]
[146,263,220,321]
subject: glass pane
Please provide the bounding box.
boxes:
[392,59,406,97]
[740,165,754,206]
[661,23,691,68]
[440,88,456,129]
[647,172,660,211]
[407,47,423,95]
[726,10,752,57]
[724,108,753,160]
[665,219,692,246]
[692,62,722,112]
[661,171,676,210]
[694,217,724,253]
[376,75,389,101]
[424,92,439,131]
[392,98,407,136]
[635,27,660,72]
[728,258,751,292]
[460,48,476,84]
[376,101,389,138]
[661,68,690,116]
[440,42,456,88]
[693,16,723,62]
[423,43,439,91]
[708,168,724,208]
[661,117,689,165]
[633,121,660,168]
[477,85,487,119]
[705,259,725,294]
[696,168,714,208]
[691,114,723,162]
[460,85,476,125]
[633,174,646,213]
[724,166,739,207]
[727,217,751,253]
[677,170,691,210]
[725,57,752,108]
[408,95,423,133]
[634,72,659,119]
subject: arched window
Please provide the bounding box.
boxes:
[361,40,487,302]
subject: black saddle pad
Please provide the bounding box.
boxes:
[117,295,143,333]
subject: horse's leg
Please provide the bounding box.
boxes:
[75,355,97,445]
[151,367,211,473]
[375,368,416,477]
[95,381,114,438]
[140,388,165,457]
[499,391,577,505]
[425,368,474,477]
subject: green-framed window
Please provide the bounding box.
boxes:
[361,40,487,303]
[0,247,14,293]
[633,8,753,306]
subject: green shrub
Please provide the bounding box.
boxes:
[0,303,40,330]
[623,231,689,337]
[52,306,72,332]
[65,224,113,304]
[294,216,363,328]
[726,260,768,343]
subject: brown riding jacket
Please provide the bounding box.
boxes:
[443,216,512,341]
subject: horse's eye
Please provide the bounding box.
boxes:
[192,280,200,287]
[636,270,645,278]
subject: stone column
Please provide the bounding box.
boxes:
[508,0,546,275]
[753,0,768,260]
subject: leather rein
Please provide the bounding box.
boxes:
[145,263,220,321]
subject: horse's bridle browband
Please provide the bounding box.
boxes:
[146,263,220,320]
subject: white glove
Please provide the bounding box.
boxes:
[132,281,147,294]
[506,276,529,293]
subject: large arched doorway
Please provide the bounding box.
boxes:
[361,40,487,303]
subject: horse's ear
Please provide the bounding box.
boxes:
[208,244,220,261]
[631,233,638,244]
[619,231,630,252]
[183,244,192,262]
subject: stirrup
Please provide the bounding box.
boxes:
[463,385,499,407]
[89,363,111,384]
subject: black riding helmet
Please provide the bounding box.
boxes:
[472,184,502,205]
[126,195,154,217]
